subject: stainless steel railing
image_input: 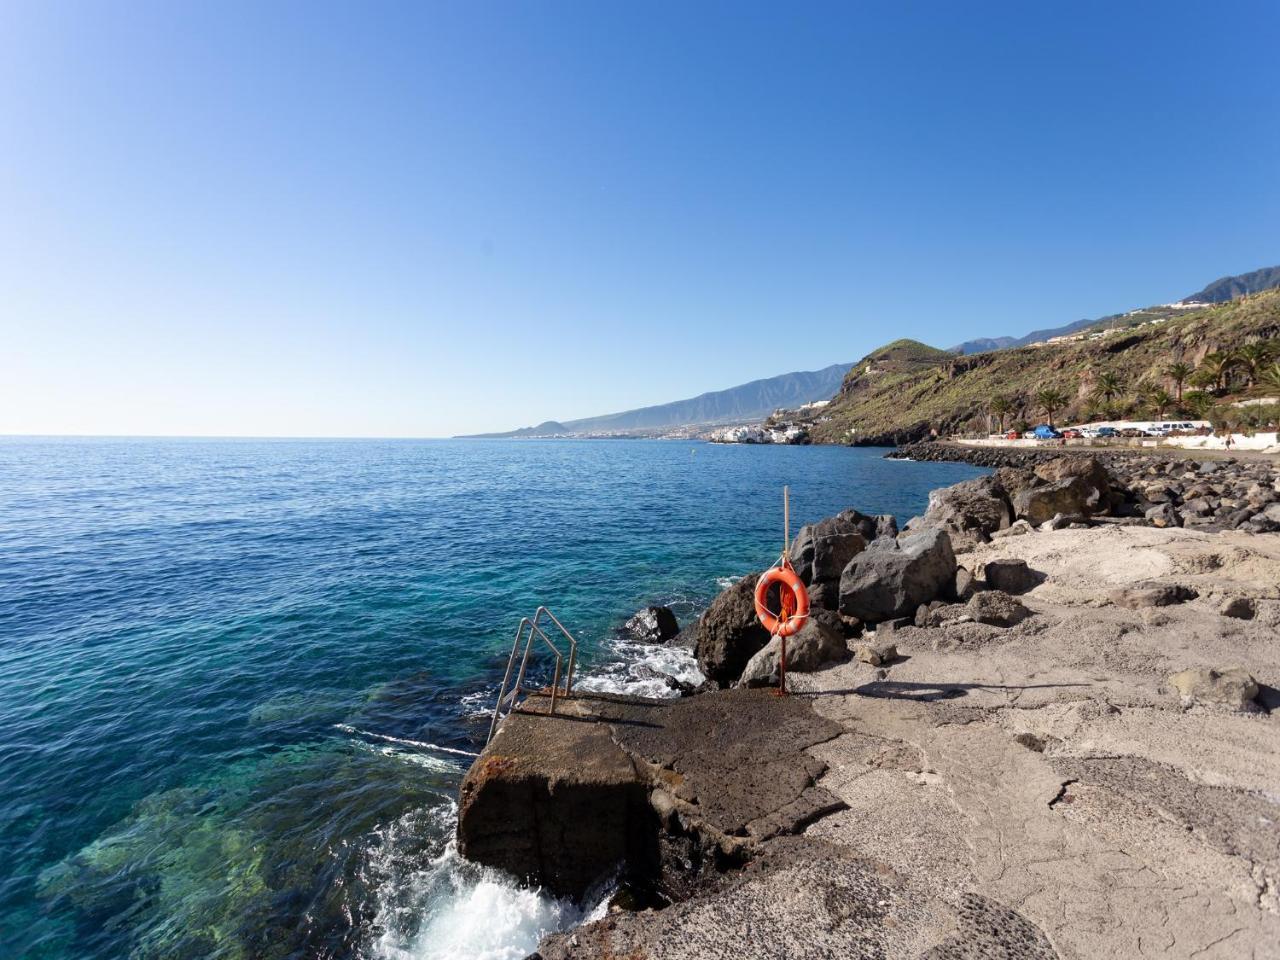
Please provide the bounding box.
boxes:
[486,606,579,744]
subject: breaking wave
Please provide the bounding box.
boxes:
[364,803,608,960]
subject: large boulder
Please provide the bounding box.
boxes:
[995,466,1041,504]
[839,527,957,623]
[623,605,680,644]
[788,516,868,601]
[921,475,1011,548]
[1033,456,1110,500]
[737,611,848,687]
[1012,477,1097,526]
[836,508,899,542]
[694,572,772,686]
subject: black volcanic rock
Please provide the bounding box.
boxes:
[839,527,957,622]
[624,605,681,644]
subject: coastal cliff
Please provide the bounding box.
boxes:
[808,289,1280,445]
[458,453,1280,958]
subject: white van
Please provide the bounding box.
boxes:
[1150,422,1199,436]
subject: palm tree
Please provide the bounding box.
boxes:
[1187,367,1218,391]
[988,394,1015,433]
[1260,362,1280,395]
[1148,388,1175,419]
[1034,387,1069,428]
[1093,371,1124,404]
[1134,380,1160,410]
[1165,362,1193,401]
[1199,352,1234,393]
[1235,342,1276,387]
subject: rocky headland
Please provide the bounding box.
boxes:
[458,450,1280,959]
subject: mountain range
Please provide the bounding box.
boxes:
[467,264,1280,438]
[460,362,853,437]
[950,264,1280,356]
[1184,265,1280,304]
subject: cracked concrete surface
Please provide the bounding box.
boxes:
[793,525,1280,959]
[538,525,1280,959]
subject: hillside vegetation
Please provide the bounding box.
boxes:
[811,288,1280,444]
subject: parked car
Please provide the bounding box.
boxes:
[1032,424,1062,440]
[1005,430,1021,439]
[1119,427,1149,438]
[1061,428,1082,439]
[1095,427,1118,438]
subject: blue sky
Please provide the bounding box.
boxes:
[3,1,1278,437]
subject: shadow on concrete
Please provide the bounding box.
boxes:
[809,679,1093,703]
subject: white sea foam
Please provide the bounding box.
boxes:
[573,638,705,698]
[365,803,607,960]
[336,724,480,758]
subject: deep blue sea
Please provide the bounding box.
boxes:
[0,437,986,960]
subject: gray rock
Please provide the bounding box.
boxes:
[1181,497,1215,517]
[1145,503,1180,528]
[738,612,849,687]
[624,605,680,644]
[839,527,957,622]
[694,571,772,687]
[855,640,897,666]
[982,558,1041,595]
[953,566,978,601]
[1108,583,1198,609]
[1039,511,1085,531]
[994,466,1040,504]
[1013,477,1097,525]
[1167,667,1259,712]
[1244,516,1280,534]
[965,590,1030,627]
[990,519,1035,539]
[788,516,867,598]
[1032,456,1109,505]
[921,474,1011,547]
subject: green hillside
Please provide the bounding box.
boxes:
[811,289,1280,444]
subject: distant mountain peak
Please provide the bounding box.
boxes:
[1183,265,1280,304]
[951,264,1280,356]
[460,363,853,437]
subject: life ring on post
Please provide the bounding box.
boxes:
[754,565,810,637]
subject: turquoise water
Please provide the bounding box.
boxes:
[0,437,986,960]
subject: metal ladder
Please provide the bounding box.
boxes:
[486,606,579,744]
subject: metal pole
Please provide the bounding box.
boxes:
[783,485,789,557]
[779,633,788,696]
[488,619,529,744]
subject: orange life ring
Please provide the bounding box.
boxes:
[754,566,810,637]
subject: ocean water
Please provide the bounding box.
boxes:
[0,437,987,960]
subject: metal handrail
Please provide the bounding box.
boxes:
[487,606,579,744]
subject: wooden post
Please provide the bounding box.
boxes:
[783,485,790,557]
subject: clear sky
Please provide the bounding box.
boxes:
[3,1,1278,438]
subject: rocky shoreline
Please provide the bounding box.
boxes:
[893,440,1280,534]
[458,450,1280,959]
